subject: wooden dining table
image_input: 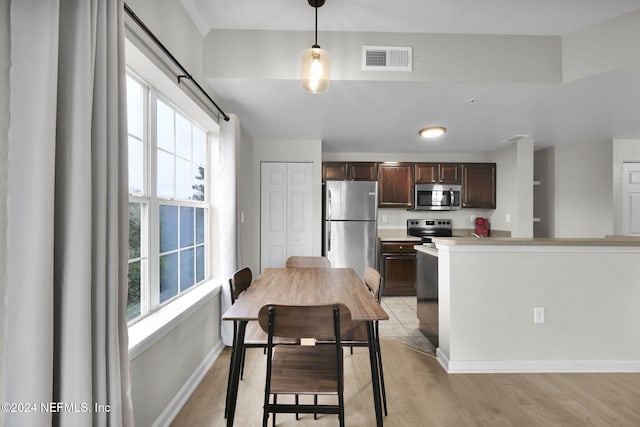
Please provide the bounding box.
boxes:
[222,267,389,427]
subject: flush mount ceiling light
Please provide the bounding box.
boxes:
[419,127,447,138]
[301,0,329,94]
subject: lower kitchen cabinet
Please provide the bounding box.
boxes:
[379,241,417,296]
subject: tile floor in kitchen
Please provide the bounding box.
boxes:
[379,296,436,354]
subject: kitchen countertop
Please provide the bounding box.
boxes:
[414,245,439,256]
[377,228,421,242]
[431,236,640,247]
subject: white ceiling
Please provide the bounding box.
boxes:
[182,0,640,153]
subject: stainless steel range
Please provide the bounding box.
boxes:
[407,219,453,248]
[409,218,453,349]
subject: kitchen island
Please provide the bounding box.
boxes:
[421,237,640,374]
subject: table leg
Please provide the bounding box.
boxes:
[227,320,247,427]
[367,321,383,426]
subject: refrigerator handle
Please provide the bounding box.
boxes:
[327,189,332,251]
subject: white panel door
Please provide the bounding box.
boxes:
[261,162,313,270]
[286,163,313,257]
[261,163,287,269]
[623,162,640,235]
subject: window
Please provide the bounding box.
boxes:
[126,72,210,323]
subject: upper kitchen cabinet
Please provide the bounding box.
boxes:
[349,162,378,180]
[322,162,349,181]
[462,163,496,209]
[322,162,378,181]
[415,162,462,184]
[378,163,414,208]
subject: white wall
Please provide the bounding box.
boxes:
[438,243,640,372]
[554,141,613,237]
[237,127,258,273]
[250,139,324,270]
[534,141,614,238]
[126,0,204,81]
[534,148,555,237]
[613,139,640,234]
[562,10,640,82]
[204,29,561,84]
[0,0,10,416]
[488,139,534,237]
[130,295,222,427]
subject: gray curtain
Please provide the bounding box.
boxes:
[5,1,134,426]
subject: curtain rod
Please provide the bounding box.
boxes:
[124,3,230,122]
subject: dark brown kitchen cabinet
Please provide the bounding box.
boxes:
[462,163,496,209]
[415,163,462,184]
[322,162,349,181]
[378,163,413,208]
[379,241,416,296]
[322,162,378,181]
[349,162,378,180]
[439,163,462,184]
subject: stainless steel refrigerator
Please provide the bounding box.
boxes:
[323,181,378,280]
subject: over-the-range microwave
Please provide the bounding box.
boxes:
[414,184,462,210]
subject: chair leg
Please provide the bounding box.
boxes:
[295,394,300,420]
[272,394,277,427]
[314,395,318,420]
[376,324,388,416]
[240,347,247,380]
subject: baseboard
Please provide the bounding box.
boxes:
[436,349,640,373]
[153,340,226,427]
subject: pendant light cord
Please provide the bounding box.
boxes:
[314,6,319,48]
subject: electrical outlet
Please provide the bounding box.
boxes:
[505,213,511,223]
[382,214,388,223]
[533,307,545,324]
[470,215,476,223]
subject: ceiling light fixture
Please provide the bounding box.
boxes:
[301,0,329,94]
[419,127,447,138]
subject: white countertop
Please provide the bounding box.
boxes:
[431,236,640,247]
[377,228,421,242]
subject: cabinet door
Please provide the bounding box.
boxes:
[462,163,496,209]
[378,163,413,207]
[439,163,462,184]
[414,163,438,184]
[382,255,417,296]
[350,162,378,181]
[322,162,349,181]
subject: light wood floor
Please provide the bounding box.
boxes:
[171,338,640,426]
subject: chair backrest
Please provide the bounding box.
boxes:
[229,267,252,304]
[285,256,331,268]
[364,266,382,303]
[258,304,351,340]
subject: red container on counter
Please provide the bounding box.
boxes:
[475,217,490,237]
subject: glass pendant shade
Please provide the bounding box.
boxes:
[301,46,329,94]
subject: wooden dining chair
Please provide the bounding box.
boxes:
[335,266,388,416]
[224,267,295,419]
[258,303,351,427]
[285,256,331,268]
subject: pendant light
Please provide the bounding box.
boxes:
[301,0,329,94]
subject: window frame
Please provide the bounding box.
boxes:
[126,68,211,325]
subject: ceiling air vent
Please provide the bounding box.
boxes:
[362,46,412,71]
